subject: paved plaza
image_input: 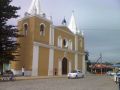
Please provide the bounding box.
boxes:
[0,75,118,90]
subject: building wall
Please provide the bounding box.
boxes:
[11,15,85,76]
[54,49,64,75]
[33,16,50,45]
[78,36,84,53]
[67,52,75,71]
[11,17,35,71]
[54,27,75,50]
[38,46,49,76]
[54,49,75,75]
[78,36,85,72]
[78,54,83,70]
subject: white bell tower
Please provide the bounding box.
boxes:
[28,0,42,15]
[68,11,78,34]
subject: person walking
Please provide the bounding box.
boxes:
[22,66,25,76]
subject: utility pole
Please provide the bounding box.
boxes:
[100,53,102,75]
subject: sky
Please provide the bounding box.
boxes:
[10,0,120,63]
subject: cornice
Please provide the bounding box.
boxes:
[33,42,85,55]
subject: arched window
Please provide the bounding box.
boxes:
[23,23,28,36]
[58,36,62,48]
[68,40,72,50]
[40,23,45,36]
[63,38,68,47]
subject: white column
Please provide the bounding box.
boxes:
[69,61,72,73]
[49,25,54,45]
[49,25,52,45]
[48,24,54,76]
[32,45,39,76]
[75,54,78,70]
[48,49,54,76]
[75,35,78,50]
[82,55,86,74]
[58,59,62,76]
[75,35,78,70]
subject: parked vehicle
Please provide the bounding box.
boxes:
[67,70,84,79]
[107,71,116,76]
[114,73,120,83]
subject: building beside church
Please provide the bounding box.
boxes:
[11,0,86,76]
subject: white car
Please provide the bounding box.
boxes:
[107,71,116,76]
[114,73,120,83]
[110,72,116,76]
[67,70,84,79]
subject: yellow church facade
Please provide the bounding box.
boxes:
[11,0,86,76]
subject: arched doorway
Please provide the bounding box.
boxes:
[62,58,67,75]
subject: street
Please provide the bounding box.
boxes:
[0,75,118,90]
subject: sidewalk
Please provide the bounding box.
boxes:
[15,75,67,80]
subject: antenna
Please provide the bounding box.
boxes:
[100,53,103,75]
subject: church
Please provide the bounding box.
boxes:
[11,0,86,76]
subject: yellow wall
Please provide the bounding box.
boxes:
[11,17,35,70]
[54,49,64,75]
[34,17,50,45]
[67,52,75,71]
[54,49,75,75]
[78,54,83,70]
[38,47,49,76]
[78,36,84,53]
[54,27,75,50]
[11,15,85,76]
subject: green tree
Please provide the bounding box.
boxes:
[0,0,20,72]
[85,51,91,72]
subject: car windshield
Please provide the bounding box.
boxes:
[71,70,81,73]
[117,74,120,76]
[71,70,77,73]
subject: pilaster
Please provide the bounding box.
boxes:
[75,35,78,70]
[58,59,62,76]
[82,54,86,74]
[32,45,39,76]
[48,24,54,76]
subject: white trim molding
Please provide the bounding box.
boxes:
[33,42,84,55]
[58,58,62,76]
[75,34,78,70]
[82,55,86,74]
[32,45,39,76]
[49,24,54,45]
[69,61,72,73]
[48,48,54,76]
[58,36,62,48]
[75,35,78,51]
[75,54,78,70]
